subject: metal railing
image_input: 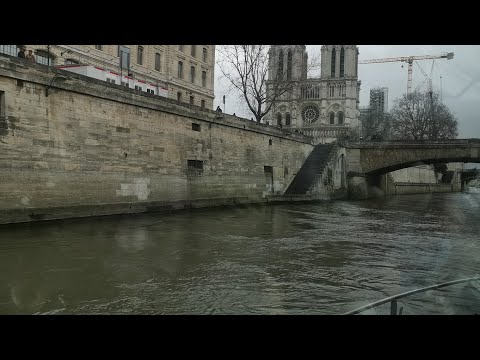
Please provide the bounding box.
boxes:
[343,276,480,315]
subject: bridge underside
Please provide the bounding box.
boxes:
[344,141,480,199]
[365,158,480,177]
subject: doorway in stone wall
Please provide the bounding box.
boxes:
[264,166,273,194]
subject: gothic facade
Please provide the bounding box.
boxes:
[264,45,361,144]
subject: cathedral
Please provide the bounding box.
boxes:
[264,45,361,144]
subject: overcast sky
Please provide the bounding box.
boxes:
[214,45,480,138]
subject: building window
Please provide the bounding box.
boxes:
[340,47,345,77]
[106,78,116,84]
[178,61,183,78]
[285,113,291,126]
[277,113,282,126]
[35,49,53,66]
[331,48,336,77]
[330,112,335,124]
[137,46,143,65]
[203,48,207,62]
[95,45,103,51]
[192,123,201,131]
[201,99,205,108]
[302,105,320,124]
[355,49,359,77]
[191,45,196,57]
[202,71,207,87]
[338,112,344,125]
[0,45,17,57]
[64,58,79,65]
[190,96,194,105]
[278,49,284,79]
[177,92,182,102]
[179,45,184,52]
[287,50,292,80]
[187,160,204,175]
[122,81,129,88]
[190,66,195,83]
[155,52,161,71]
[135,85,143,91]
[147,89,155,94]
[329,84,335,97]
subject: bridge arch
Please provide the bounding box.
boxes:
[345,140,480,177]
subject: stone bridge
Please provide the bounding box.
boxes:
[343,139,480,199]
[286,139,480,200]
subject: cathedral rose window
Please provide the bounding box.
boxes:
[301,105,319,124]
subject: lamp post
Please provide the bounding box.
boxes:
[47,45,50,67]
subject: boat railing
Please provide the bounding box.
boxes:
[343,276,480,315]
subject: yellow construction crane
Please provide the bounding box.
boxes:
[359,52,454,95]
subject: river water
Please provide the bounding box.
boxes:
[1,190,479,315]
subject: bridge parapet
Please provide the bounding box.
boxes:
[344,139,480,149]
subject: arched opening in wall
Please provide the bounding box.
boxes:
[330,112,335,125]
[177,92,182,102]
[338,112,344,125]
[278,50,284,79]
[355,49,359,76]
[331,48,336,77]
[35,49,55,66]
[285,113,291,126]
[287,50,292,80]
[277,113,282,126]
[340,47,345,77]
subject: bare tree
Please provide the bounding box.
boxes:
[360,109,392,141]
[390,91,458,140]
[216,45,319,123]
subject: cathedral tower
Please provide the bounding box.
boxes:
[264,45,361,143]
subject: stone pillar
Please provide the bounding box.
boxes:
[347,176,369,199]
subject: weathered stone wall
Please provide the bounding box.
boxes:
[390,165,438,183]
[0,56,314,224]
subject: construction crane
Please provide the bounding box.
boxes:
[359,52,454,95]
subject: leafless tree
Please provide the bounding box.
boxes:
[360,109,392,141]
[216,45,319,123]
[390,91,458,140]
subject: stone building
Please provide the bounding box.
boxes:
[0,45,215,109]
[264,45,361,144]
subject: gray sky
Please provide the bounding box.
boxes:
[214,45,480,138]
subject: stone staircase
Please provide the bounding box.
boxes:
[284,144,335,195]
